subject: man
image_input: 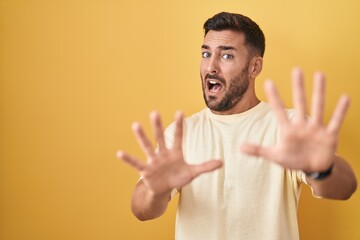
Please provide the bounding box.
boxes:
[117,12,357,240]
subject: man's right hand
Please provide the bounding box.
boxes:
[117,111,223,196]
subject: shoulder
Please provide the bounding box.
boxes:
[164,109,207,141]
[285,108,296,120]
[261,102,296,120]
[184,109,207,125]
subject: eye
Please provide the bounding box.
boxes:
[202,52,211,58]
[222,54,233,60]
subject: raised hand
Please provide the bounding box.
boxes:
[241,68,350,173]
[117,111,223,195]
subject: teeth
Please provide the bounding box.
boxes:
[209,80,217,84]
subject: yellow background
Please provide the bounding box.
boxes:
[1,0,359,239]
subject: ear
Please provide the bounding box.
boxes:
[248,56,263,79]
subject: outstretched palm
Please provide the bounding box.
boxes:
[118,111,222,195]
[241,68,350,172]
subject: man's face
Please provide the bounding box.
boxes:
[200,30,251,113]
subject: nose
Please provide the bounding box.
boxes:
[205,56,219,74]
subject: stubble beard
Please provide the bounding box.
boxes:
[201,66,250,112]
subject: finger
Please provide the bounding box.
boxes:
[132,122,155,157]
[264,80,289,126]
[240,143,275,159]
[173,111,184,150]
[241,143,302,170]
[190,160,223,178]
[150,111,166,151]
[311,71,326,124]
[327,95,350,135]
[292,68,307,122]
[117,150,146,171]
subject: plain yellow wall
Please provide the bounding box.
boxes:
[1,0,359,239]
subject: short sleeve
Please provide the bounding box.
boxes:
[164,122,176,149]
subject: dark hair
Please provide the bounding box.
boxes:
[203,12,265,57]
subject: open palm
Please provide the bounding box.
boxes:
[241,68,350,173]
[118,111,222,195]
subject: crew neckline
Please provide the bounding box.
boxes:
[205,101,267,122]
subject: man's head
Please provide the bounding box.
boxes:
[203,12,265,57]
[200,12,265,114]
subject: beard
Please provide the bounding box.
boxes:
[201,65,250,112]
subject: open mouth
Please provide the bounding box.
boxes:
[207,79,223,93]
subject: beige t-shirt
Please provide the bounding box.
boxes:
[165,102,306,240]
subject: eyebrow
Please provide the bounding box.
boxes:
[201,44,237,51]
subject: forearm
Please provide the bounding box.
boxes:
[131,179,172,221]
[307,155,357,200]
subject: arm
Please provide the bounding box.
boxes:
[306,155,357,200]
[130,179,172,221]
[241,68,357,200]
[117,111,222,221]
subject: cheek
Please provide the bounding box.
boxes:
[199,63,207,78]
[222,62,245,77]
[221,65,237,78]
[200,61,206,71]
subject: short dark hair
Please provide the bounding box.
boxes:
[203,12,265,57]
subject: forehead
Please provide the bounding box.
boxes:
[202,30,246,50]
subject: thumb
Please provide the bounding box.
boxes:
[240,143,272,159]
[190,160,223,178]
